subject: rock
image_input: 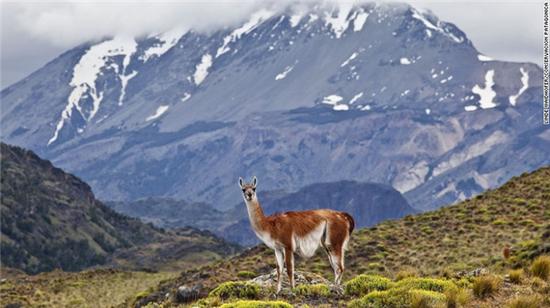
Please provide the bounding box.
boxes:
[175,284,203,303]
[249,269,335,289]
[454,267,488,278]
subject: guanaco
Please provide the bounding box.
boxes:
[239,176,354,293]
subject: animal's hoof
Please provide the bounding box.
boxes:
[331,285,344,295]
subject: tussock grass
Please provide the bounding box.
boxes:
[530,256,550,280]
[472,275,501,299]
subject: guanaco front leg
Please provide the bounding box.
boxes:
[274,248,285,293]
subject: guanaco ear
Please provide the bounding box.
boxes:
[239,177,244,188]
[252,176,257,188]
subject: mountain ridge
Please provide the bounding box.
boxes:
[0,142,240,274]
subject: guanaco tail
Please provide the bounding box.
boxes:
[239,176,355,293]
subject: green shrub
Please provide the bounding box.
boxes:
[348,289,446,308]
[293,284,330,297]
[347,290,407,308]
[220,300,293,308]
[472,275,501,298]
[508,269,524,284]
[409,289,446,308]
[237,271,257,279]
[531,255,550,280]
[395,277,458,293]
[344,274,394,296]
[444,288,471,308]
[209,281,260,300]
[506,295,543,308]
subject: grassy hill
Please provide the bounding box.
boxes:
[0,142,240,274]
[139,166,549,307]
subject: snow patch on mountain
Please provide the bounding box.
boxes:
[275,64,295,80]
[322,94,349,110]
[509,67,529,106]
[49,36,137,145]
[333,104,349,111]
[411,8,463,43]
[341,52,358,67]
[193,53,212,85]
[289,12,304,27]
[322,94,343,105]
[472,70,497,109]
[324,3,353,38]
[118,71,137,106]
[181,93,191,102]
[400,57,411,65]
[140,28,185,62]
[353,9,369,31]
[477,54,493,62]
[146,105,169,121]
[349,92,363,104]
[216,9,274,58]
[464,105,478,111]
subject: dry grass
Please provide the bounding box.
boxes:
[0,268,176,308]
[530,256,550,280]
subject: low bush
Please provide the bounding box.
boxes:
[220,300,293,308]
[530,255,550,280]
[472,275,501,299]
[444,288,471,308]
[395,277,458,293]
[508,269,524,284]
[344,274,394,297]
[293,284,330,297]
[348,288,446,308]
[409,289,446,308]
[347,290,407,308]
[506,294,543,308]
[209,281,260,300]
[237,271,257,279]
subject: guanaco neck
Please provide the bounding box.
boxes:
[245,197,266,231]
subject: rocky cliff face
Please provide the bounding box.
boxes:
[1,2,547,210]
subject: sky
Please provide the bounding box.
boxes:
[0,0,543,88]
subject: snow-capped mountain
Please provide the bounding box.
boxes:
[1,2,547,210]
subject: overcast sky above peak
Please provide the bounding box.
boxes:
[0,0,543,88]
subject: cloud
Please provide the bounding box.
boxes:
[10,1,267,47]
[0,0,542,87]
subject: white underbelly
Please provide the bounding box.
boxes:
[293,222,326,258]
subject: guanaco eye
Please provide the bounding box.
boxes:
[252,188,256,192]
[242,189,246,192]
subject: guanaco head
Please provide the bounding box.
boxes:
[239,176,257,202]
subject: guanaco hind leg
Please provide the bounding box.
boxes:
[284,247,295,289]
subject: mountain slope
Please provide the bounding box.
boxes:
[138,166,550,306]
[0,143,240,274]
[0,3,547,210]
